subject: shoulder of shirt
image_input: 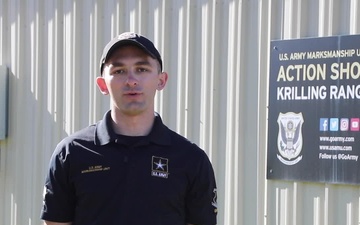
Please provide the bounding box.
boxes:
[166,127,207,156]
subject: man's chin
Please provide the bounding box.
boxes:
[122,105,147,116]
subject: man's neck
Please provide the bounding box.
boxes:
[110,110,155,136]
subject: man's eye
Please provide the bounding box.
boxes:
[137,68,148,72]
[113,69,125,74]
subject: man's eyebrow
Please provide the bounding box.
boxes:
[136,61,152,66]
[109,62,125,67]
[109,60,152,67]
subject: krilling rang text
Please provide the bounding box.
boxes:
[277,85,360,100]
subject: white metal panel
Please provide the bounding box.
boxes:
[1,0,360,225]
[0,66,8,140]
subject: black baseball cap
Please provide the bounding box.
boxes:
[99,32,163,75]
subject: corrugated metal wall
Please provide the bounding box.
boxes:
[0,0,359,225]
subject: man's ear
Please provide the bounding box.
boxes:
[157,72,168,90]
[96,77,109,95]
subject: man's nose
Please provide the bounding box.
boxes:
[126,72,138,86]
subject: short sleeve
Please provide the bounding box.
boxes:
[185,150,217,225]
[40,142,75,222]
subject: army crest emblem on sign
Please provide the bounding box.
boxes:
[277,112,304,165]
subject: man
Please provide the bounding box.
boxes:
[41,32,217,225]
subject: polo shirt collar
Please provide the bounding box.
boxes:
[95,110,171,146]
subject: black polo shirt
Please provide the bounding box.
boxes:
[41,110,217,225]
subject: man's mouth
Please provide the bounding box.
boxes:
[124,91,141,96]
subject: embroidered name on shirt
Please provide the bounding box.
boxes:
[151,156,169,178]
[81,165,110,174]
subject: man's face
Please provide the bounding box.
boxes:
[97,45,167,116]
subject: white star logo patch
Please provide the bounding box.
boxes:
[154,159,166,170]
[151,156,169,178]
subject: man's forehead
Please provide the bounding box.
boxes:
[106,60,152,68]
